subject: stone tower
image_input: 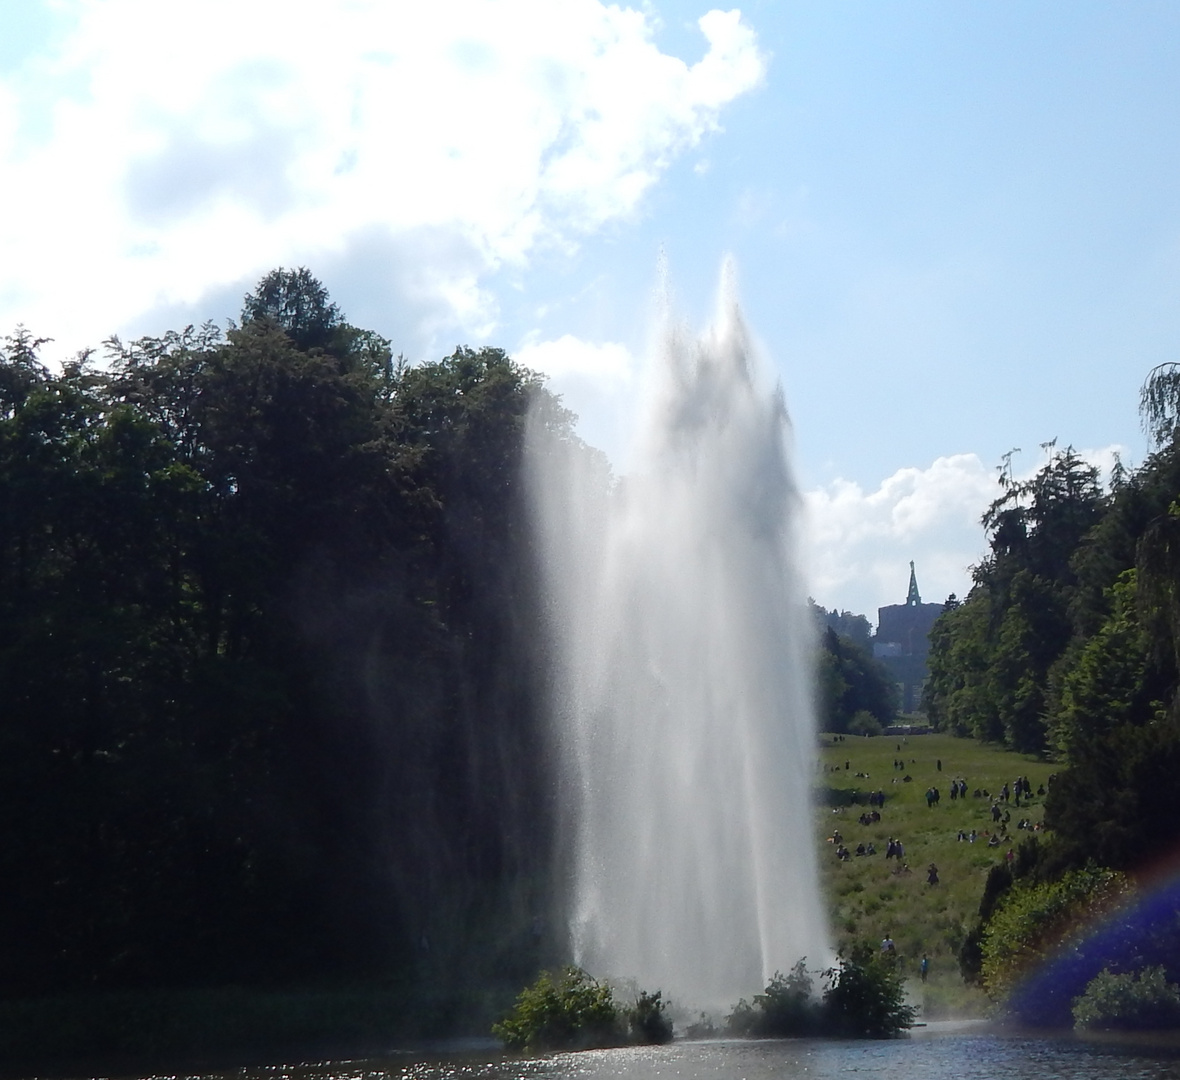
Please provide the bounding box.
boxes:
[874,563,943,714]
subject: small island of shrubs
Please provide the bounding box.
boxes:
[494,946,915,1053]
[491,967,672,1051]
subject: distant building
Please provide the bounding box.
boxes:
[874,563,943,714]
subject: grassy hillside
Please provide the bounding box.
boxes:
[814,732,1057,1017]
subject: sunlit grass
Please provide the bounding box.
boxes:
[814,732,1058,1018]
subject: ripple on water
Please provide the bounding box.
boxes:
[132,1033,1180,1080]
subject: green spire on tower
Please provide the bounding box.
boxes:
[906,561,921,606]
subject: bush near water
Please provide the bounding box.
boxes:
[1073,966,1180,1031]
[492,968,672,1051]
[494,953,914,1050]
[726,952,915,1039]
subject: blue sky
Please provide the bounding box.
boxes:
[2,1,1176,620]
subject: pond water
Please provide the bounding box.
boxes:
[183,1025,1180,1080]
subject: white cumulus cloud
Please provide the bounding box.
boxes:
[804,445,1127,622]
[804,453,996,622]
[0,1,766,358]
[517,333,643,462]
[516,334,637,385]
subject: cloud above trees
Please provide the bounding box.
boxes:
[0,1,765,358]
[804,446,1125,622]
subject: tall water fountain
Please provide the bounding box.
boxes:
[526,269,830,1010]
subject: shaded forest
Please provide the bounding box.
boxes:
[0,269,574,1007]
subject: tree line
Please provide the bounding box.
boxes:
[0,269,574,1003]
[922,366,1180,1025]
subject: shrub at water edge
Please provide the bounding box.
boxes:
[977,859,1132,1005]
[821,944,917,1038]
[493,967,672,1051]
[728,950,915,1039]
[628,989,674,1044]
[727,960,821,1037]
[1073,966,1180,1031]
[497,949,913,1052]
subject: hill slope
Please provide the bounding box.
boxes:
[815,732,1056,1015]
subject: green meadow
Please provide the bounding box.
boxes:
[814,732,1058,1017]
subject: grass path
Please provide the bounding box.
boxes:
[814,732,1057,1017]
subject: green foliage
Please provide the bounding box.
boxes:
[1049,571,1149,760]
[815,605,873,650]
[821,944,917,1038]
[1137,495,1180,676]
[1139,362,1180,449]
[923,594,996,740]
[492,968,622,1051]
[627,989,674,1044]
[816,625,898,734]
[727,954,913,1039]
[492,971,675,1051]
[980,866,1129,1002]
[1033,566,1180,873]
[1044,718,1180,875]
[1073,966,1180,1031]
[923,446,1103,752]
[727,960,820,1037]
[848,709,884,737]
[0,273,571,1010]
[241,266,343,351]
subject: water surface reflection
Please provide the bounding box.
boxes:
[203,1029,1180,1080]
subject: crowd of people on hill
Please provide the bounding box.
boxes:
[823,747,1056,991]
[826,757,1052,887]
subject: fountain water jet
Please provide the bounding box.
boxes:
[526,268,829,1009]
